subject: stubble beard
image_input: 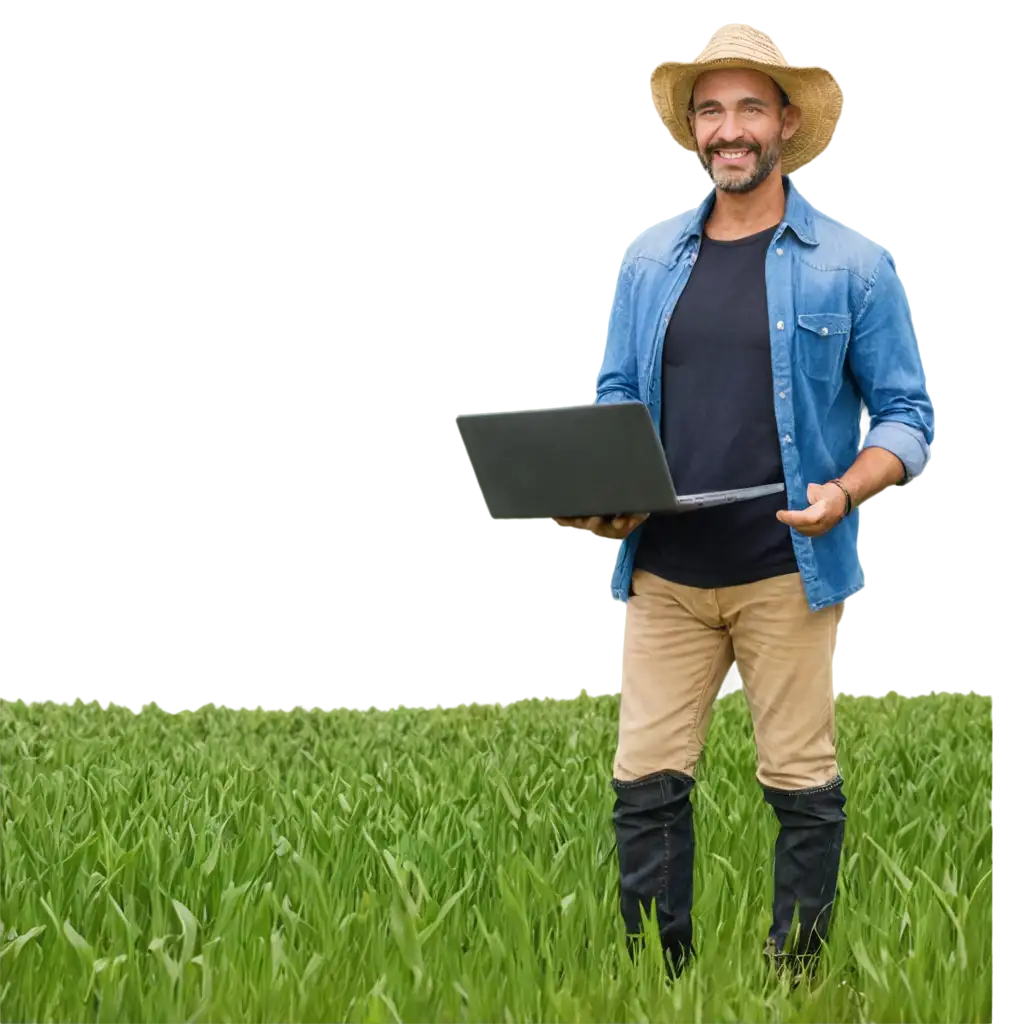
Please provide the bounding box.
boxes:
[700,132,784,193]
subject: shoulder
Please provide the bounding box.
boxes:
[621,209,698,267]
[803,202,893,283]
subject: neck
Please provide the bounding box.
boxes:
[703,172,786,241]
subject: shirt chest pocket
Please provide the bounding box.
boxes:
[795,313,852,381]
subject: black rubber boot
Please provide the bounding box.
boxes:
[611,770,696,978]
[760,775,847,980]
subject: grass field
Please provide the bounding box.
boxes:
[0,691,991,1023]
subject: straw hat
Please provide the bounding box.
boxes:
[650,24,843,174]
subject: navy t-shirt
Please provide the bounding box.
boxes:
[633,223,798,589]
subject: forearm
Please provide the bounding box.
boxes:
[836,446,907,509]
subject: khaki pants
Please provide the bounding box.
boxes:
[613,568,844,791]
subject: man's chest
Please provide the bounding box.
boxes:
[634,249,860,401]
[662,249,772,368]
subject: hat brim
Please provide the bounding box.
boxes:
[650,58,843,174]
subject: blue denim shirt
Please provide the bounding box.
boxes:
[595,176,935,612]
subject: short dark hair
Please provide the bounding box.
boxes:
[687,78,790,114]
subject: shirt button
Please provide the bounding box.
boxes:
[776,248,784,256]
[820,327,829,336]
[783,434,792,443]
[776,320,785,330]
[779,391,787,399]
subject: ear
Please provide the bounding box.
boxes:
[781,103,802,142]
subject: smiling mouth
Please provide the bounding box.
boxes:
[713,149,754,162]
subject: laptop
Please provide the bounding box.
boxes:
[456,401,786,519]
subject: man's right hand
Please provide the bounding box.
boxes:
[553,513,649,540]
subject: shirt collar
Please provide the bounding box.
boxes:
[678,175,819,249]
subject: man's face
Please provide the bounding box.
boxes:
[688,69,801,193]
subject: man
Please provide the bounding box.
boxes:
[555,24,934,982]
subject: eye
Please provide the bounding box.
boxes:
[745,106,762,115]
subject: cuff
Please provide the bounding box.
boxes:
[862,420,930,485]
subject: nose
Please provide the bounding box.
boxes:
[717,109,745,142]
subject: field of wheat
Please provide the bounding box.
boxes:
[0,690,991,1023]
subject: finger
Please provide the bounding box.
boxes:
[794,518,821,531]
[787,523,814,537]
[808,500,829,522]
[778,506,820,526]
[781,517,816,534]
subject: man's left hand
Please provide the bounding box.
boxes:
[776,482,848,537]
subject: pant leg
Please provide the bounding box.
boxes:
[611,568,734,971]
[718,572,846,960]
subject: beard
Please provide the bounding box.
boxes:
[698,132,784,193]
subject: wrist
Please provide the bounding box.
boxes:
[827,478,853,518]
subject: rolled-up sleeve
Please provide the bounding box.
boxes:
[848,250,935,484]
[595,254,641,405]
